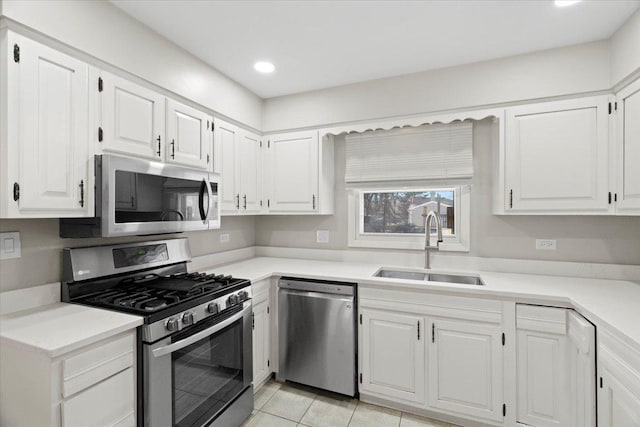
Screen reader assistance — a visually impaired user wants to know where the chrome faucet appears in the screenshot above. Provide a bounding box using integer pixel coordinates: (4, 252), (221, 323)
(423, 209), (443, 269)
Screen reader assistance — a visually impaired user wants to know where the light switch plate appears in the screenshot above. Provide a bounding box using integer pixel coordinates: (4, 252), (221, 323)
(219, 233), (230, 243)
(536, 239), (557, 250)
(316, 230), (329, 244)
(0, 232), (21, 260)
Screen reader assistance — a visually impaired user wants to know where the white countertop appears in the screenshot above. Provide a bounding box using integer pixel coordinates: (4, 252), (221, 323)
(0, 303), (143, 358)
(203, 256), (640, 354)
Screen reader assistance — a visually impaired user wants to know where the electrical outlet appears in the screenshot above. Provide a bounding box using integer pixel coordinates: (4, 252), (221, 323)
(316, 230), (329, 244)
(0, 232), (21, 260)
(536, 239), (557, 250)
(219, 233), (230, 243)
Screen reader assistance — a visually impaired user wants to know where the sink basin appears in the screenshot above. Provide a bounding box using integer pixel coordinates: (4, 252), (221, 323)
(374, 269), (484, 286)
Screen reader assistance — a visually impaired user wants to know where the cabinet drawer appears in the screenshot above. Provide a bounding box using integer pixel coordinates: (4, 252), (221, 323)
(516, 304), (566, 334)
(62, 332), (134, 398)
(61, 367), (135, 427)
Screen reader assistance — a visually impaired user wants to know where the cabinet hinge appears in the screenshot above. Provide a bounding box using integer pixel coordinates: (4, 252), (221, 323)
(359, 373), (362, 384)
(600, 377), (603, 388)
(267, 199), (270, 208)
(359, 314), (362, 324)
(13, 44), (19, 63)
(260, 200), (263, 207)
(431, 323), (435, 343)
(13, 182), (20, 202)
(608, 192), (612, 204)
(206, 120), (209, 130)
(267, 359), (270, 367)
(502, 333), (505, 346)
(615, 101), (618, 111)
(614, 193), (617, 202)
(98, 127), (103, 142)
(503, 403), (506, 417)
(267, 306), (270, 314)
(98, 77), (103, 92)
(608, 102), (612, 114)
(207, 154), (210, 164)
(509, 189), (513, 208)
(211, 121), (215, 131)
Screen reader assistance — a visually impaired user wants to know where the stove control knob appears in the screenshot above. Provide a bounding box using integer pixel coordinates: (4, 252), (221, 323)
(207, 302), (219, 314)
(227, 294), (238, 307)
(165, 317), (179, 332)
(182, 311), (195, 326)
(238, 291), (249, 302)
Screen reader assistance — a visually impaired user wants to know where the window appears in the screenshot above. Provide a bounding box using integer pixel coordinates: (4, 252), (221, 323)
(348, 185), (470, 251)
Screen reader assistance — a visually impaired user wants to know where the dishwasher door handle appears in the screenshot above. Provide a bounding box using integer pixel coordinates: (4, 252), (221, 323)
(279, 287), (354, 303)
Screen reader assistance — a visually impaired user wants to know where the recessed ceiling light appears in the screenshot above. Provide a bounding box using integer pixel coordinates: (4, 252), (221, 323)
(254, 61), (275, 74)
(554, 0), (582, 7)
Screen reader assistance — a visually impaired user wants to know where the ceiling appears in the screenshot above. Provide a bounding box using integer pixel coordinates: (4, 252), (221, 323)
(111, 0), (640, 99)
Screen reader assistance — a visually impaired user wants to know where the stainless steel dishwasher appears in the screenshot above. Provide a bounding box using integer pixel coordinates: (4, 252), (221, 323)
(277, 277), (357, 396)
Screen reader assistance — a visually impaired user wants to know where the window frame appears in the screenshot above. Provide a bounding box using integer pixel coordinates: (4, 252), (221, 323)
(347, 185), (470, 252)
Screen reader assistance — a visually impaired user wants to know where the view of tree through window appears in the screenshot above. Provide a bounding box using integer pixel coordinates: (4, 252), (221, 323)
(362, 190), (455, 235)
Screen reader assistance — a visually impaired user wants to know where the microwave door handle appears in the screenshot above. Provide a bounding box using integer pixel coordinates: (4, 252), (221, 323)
(198, 179), (207, 223)
(152, 302), (250, 358)
(204, 178), (214, 223)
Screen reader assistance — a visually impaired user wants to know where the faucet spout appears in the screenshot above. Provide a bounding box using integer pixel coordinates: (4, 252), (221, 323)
(423, 210), (443, 269)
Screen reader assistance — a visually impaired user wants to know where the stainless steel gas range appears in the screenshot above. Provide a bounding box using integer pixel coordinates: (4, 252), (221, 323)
(62, 238), (253, 427)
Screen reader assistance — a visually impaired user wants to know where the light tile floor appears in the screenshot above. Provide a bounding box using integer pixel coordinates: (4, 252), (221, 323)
(242, 380), (461, 427)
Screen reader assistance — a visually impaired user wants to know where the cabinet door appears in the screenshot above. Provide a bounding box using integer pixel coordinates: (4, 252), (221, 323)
(239, 130), (263, 214)
(427, 318), (503, 422)
(252, 298), (270, 386)
(360, 309), (425, 404)
(266, 131), (318, 212)
(101, 71), (164, 161)
(615, 79), (640, 214)
(598, 366), (640, 427)
(505, 96), (609, 213)
(213, 119), (241, 213)
(11, 34), (91, 216)
(166, 99), (211, 170)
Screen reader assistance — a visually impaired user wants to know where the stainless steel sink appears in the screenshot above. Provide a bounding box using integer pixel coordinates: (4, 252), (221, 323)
(375, 269), (428, 281)
(374, 269), (484, 286)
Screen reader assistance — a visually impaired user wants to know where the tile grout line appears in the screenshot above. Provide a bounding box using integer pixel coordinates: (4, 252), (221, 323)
(345, 400), (359, 427)
(296, 389), (318, 424)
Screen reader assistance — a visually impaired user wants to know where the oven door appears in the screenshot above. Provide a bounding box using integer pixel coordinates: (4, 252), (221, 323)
(143, 301), (253, 427)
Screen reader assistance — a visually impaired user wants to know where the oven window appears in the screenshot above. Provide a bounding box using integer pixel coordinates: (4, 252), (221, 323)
(172, 318), (245, 427)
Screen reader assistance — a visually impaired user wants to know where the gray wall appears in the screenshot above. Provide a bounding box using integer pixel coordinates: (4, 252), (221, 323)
(255, 119), (640, 265)
(0, 216), (255, 292)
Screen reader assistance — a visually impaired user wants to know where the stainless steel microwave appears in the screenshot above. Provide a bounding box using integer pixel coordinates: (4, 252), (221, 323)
(60, 155), (220, 238)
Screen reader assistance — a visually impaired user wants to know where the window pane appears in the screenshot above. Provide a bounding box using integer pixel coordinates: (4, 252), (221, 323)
(362, 190), (455, 236)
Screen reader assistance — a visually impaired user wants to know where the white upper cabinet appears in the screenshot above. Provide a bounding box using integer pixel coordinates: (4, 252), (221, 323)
(515, 305), (596, 427)
(99, 71), (165, 161)
(166, 99), (212, 170)
(427, 318), (503, 422)
(263, 130), (334, 214)
(360, 309), (426, 404)
(504, 96), (610, 214)
(265, 130), (319, 213)
(1, 31), (92, 218)
(213, 118), (263, 214)
(614, 78), (640, 215)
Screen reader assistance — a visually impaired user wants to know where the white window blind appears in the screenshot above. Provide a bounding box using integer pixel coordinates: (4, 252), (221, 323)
(344, 122), (473, 183)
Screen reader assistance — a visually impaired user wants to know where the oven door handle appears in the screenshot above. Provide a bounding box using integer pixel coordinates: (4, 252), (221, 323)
(152, 302), (251, 358)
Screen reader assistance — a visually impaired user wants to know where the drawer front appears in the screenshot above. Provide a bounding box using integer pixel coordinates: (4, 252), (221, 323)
(63, 332), (134, 398)
(62, 367), (135, 427)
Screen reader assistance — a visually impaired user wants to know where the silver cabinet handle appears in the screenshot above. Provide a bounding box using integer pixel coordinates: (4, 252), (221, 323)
(79, 180), (85, 207)
(312, 194), (316, 209)
(156, 135), (161, 157)
(243, 194), (247, 209)
(236, 193), (240, 209)
(170, 139), (175, 159)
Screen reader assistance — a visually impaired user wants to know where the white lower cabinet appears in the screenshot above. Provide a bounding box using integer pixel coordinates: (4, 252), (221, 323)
(428, 318), (504, 422)
(598, 328), (640, 427)
(252, 279), (272, 388)
(0, 330), (136, 427)
(360, 309), (425, 404)
(515, 305), (596, 427)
